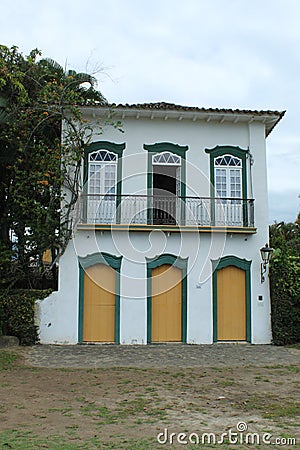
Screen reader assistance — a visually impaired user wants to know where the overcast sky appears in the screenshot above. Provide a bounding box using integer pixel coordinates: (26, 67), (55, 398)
(1, 0), (299, 223)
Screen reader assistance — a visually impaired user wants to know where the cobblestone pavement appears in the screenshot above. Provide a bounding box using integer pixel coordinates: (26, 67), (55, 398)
(25, 343), (299, 369)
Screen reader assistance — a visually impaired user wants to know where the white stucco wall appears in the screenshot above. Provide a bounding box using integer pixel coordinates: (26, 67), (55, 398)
(36, 242), (79, 344)
(37, 112), (273, 345)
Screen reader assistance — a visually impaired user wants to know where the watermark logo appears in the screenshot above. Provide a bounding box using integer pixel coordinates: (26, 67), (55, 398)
(156, 422), (297, 446)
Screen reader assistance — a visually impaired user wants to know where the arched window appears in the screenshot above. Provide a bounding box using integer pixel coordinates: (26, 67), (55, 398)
(214, 154), (242, 199)
(88, 150), (117, 195)
(205, 146), (251, 227)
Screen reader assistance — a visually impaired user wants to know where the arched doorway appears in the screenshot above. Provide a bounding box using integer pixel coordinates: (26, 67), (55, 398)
(78, 253), (122, 343)
(147, 254), (188, 343)
(212, 256), (251, 342)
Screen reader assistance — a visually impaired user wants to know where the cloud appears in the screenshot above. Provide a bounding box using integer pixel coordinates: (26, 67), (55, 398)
(1, 0), (298, 222)
(269, 190), (299, 224)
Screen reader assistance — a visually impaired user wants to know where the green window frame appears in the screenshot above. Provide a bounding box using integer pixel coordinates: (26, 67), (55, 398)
(78, 252), (122, 343)
(205, 146), (249, 226)
(83, 141), (125, 223)
(146, 253), (188, 343)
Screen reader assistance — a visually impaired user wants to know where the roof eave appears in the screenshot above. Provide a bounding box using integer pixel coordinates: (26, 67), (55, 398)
(81, 104), (285, 137)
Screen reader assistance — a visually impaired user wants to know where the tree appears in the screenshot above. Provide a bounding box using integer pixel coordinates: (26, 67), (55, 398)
(0, 45), (117, 288)
(269, 219), (300, 257)
(269, 214), (300, 345)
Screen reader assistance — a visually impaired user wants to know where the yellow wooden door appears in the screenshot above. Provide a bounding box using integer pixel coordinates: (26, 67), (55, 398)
(83, 264), (115, 342)
(217, 265), (246, 340)
(152, 264), (182, 342)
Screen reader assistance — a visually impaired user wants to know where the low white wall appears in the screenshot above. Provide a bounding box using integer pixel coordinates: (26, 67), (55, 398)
(36, 243), (79, 344)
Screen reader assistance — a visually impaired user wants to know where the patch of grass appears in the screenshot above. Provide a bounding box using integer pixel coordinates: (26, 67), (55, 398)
(90, 436), (157, 449)
(120, 379), (131, 384)
(78, 401), (119, 424)
(285, 365), (300, 373)
(264, 365), (285, 369)
(0, 429), (91, 449)
(245, 394), (300, 421)
(0, 350), (19, 370)
(117, 396), (168, 421)
(95, 406), (119, 423)
(262, 403), (300, 420)
(59, 367), (75, 373)
(217, 380), (235, 387)
(172, 371), (185, 378)
(145, 386), (156, 392)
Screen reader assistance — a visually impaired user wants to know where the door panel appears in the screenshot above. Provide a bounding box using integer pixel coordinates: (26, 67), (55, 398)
(152, 265), (182, 342)
(83, 264), (115, 342)
(88, 162), (117, 224)
(217, 265), (246, 340)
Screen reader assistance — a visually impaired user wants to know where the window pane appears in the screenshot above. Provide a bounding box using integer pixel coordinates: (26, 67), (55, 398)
(230, 169), (241, 197)
(215, 165), (242, 198)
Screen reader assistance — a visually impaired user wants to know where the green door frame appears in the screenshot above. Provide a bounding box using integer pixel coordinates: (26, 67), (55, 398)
(78, 252), (122, 343)
(211, 255), (252, 342)
(143, 142), (188, 224)
(146, 253), (188, 343)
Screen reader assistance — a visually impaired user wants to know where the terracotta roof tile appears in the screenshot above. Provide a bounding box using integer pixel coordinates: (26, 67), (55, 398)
(83, 102), (285, 136)
(110, 101), (285, 117)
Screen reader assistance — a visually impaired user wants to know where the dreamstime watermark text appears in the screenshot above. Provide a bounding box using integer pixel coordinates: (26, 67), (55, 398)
(156, 422), (297, 446)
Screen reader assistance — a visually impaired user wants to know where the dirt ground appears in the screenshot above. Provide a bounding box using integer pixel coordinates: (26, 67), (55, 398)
(0, 347), (299, 449)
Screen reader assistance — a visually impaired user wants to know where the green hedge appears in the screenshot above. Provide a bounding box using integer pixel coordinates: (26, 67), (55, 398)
(0, 289), (51, 345)
(270, 250), (300, 345)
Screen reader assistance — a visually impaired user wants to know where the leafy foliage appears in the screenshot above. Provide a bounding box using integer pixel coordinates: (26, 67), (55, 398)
(269, 217), (300, 345)
(269, 217), (300, 258)
(0, 289), (51, 344)
(0, 45), (115, 288)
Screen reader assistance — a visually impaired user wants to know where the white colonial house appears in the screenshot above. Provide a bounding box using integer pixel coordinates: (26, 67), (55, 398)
(36, 102), (284, 345)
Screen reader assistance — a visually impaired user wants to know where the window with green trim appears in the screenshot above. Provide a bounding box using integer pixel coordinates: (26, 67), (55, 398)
(83, 141), (125, 224)
(88, 149), (117, 196)
(214, 154), (242, 199)
(205, 146), (249, 226)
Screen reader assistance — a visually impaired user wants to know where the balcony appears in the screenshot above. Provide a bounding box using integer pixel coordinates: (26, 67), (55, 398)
(77, 194), (255, 232)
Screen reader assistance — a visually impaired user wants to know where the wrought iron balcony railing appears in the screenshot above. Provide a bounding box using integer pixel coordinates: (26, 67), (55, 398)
(77, 194), (255, 228)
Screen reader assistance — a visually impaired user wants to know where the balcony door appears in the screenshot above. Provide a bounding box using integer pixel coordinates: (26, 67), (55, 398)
(214, 154), (243, 225)
(152, 152), (181, 225)
(88, 150), (117, 223)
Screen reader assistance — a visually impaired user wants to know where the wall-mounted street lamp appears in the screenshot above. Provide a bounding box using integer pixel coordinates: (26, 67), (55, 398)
(260, 243), (273, 283)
